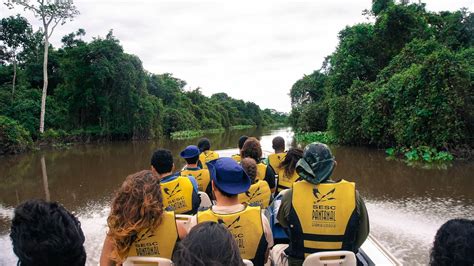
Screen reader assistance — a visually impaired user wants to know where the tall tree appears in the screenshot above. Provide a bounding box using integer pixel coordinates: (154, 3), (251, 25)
(5, 0), (79, 133)
(0, 15), (32, 97)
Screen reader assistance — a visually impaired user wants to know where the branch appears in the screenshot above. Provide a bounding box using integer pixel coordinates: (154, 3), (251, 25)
(48, 18), (61, 39)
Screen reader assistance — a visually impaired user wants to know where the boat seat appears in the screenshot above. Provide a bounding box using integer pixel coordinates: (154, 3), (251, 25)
(242, 259), (254, 266)
(302, 251), (356, 266)
(123, 256), (173, 266)
(199, 191), (212, 208)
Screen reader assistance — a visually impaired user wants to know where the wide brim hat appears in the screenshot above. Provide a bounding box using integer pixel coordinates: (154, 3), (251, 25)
(295, 142), (335, 185)
(208, 157), (251, 195)
(180, 145), (200, 159)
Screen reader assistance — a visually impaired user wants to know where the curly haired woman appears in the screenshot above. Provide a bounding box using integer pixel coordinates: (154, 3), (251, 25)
(100, 170), (187, 265)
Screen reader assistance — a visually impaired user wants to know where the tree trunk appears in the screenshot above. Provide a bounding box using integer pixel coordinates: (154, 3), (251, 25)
(12, 53), (16, 97)
(39, 34), (49, 134)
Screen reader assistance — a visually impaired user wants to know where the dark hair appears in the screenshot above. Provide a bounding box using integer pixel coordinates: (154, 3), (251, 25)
(10, 199), (86, 266)
(241, 158), (257, 182)
(173, 221), (243, 266)
(185, 155), (200, 165)
(240, 137), (262, 163)
(238, 135), (248, 150)
(280, 148), (303, 177)
(272, 136), (285, 151)
(198, 138), (211, 152)
(430, 218), (474, 266)
(151, 149), (174, 174)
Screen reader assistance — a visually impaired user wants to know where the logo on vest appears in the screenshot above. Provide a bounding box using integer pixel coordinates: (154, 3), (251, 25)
(134, 228), (160, 256)
(218, 216), (245, 251)
(164, 183), (187, 211)
(312, 188), (336, 227)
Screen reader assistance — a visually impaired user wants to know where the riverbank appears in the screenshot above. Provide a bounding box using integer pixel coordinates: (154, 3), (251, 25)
(294, 131), (473, 164)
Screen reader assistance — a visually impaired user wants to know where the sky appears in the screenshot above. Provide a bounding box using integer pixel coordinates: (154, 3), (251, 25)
(2, 0), (473, 112)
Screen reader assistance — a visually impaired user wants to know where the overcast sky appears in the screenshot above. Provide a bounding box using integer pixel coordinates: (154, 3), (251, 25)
(2, 0), (473, 112)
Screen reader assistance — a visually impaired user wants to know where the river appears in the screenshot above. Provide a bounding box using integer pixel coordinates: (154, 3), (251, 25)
(0, 127), (473, 265)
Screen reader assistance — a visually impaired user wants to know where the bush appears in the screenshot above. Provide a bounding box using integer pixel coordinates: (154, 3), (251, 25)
(0, 116), (33, 155)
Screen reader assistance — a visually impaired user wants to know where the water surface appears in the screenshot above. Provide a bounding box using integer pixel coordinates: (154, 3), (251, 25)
(0, 127), (472, 265)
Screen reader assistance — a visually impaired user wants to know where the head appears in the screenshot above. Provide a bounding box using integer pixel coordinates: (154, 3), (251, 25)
(280, 148), (303, 177)
(10, 199), (86, 266)
(208, 158), (251, 200)
(296, 142), (336, 184)
(197, 138), (211, 152)
(107, 170), (164, 262)
(240, 137), (262, 163)
(238, 135), (248, 150)
(430, 218), (474, 266)
(151, 149), (174, 175)
(272, 136), (285, 152)
(180, 145), (200, 165)
(241, 157), (258, 183)
(173, 221), (242, 266)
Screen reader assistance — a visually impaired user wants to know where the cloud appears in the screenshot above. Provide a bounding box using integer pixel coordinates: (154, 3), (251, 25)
(2, 0), (472, 112)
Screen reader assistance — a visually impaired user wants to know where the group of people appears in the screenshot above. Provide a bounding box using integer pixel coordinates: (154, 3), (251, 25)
(8, 136), (474, 266)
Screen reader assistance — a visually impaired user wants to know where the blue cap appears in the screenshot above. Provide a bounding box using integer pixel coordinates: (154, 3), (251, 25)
(208, 158), (251, 195)
(180, 145), (200, 159)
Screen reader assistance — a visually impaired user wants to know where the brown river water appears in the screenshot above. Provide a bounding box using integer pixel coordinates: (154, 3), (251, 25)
(0, 127), (473, 265)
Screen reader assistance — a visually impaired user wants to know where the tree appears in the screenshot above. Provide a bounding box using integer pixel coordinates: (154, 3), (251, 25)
(5, 0), (79, 133)
(0, 15), (32, 96)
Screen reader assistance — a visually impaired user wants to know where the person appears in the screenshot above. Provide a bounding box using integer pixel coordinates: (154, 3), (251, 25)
(276, 148), (303, 194)
(430, 218), (474, 266)
(197, 138), (219, 169)
(239, 157), (272, 208)
(231, 135), (248, 163)
(151, 149), (200, 214)
(100, 170), (188, 265)
(241, 137), (276, 193)
(180, 145), (212, 198)
(189, 158), (274, 266)
(173, 221), (243, 266)
(10, 199), (86, 266)
(275, 142), (369, 265)
(268, 136), (286, 175)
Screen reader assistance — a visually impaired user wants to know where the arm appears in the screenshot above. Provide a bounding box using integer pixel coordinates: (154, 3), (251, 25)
(276, 189), (292, 228)
(264, 166), (276, 193)
(176, 220), (189, 240)
(354, 190), (370, 249)
(261, 214), (274, 264)
(99, 235), (116, 266)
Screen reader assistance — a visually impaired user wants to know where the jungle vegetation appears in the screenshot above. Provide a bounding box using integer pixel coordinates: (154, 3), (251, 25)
(0, 16), (286, 154)
(289, 0), (473, 160)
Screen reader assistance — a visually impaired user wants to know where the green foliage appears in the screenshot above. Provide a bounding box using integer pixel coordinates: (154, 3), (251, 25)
(289, 2), (474, 159)
(294, 131), (337, 145)
(170, 128), (225, 140)
(0, 115), (32, 154)
(386, 146), (454, 162)
(0, 21), (287, 153)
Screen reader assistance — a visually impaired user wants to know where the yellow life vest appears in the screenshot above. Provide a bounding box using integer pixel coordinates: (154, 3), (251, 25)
(161, 176), (194, 214)
(256, 163), (267, 181)
(231, 154), (241, 163)
(197, 206), (267, 264)
(128, 211), (178, 260)
(181, 168), (210, 193)
(199, 150), (220, 169)
(277, 170), (300, 193)
(268, 152), (286, 175)
(238, 180), (271, 208)
(289, 180), (358, 258)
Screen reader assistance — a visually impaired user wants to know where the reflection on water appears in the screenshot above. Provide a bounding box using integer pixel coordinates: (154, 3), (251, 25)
(0, 127), (472, 265)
